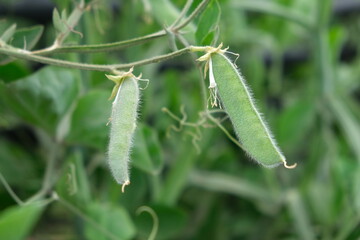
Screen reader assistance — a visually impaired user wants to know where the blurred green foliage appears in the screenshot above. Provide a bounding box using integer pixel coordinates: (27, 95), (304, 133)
(0, 0), (360, 239)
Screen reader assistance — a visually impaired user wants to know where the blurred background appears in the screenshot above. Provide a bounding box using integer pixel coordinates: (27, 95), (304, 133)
(0, 0), (360, 239)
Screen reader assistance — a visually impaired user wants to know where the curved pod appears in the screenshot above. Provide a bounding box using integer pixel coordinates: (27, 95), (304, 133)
(211, 53), (287, 167)
(108, 77), (139, 186)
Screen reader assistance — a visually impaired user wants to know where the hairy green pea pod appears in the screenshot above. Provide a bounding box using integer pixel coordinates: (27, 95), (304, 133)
(201, 45), (295, 168)
(106, 70), (140, 191)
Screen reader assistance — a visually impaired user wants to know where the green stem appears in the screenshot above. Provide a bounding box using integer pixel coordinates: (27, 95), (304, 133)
(0, 46), (194, 72)
(149, 174), (161, 202)
(189, 170), (277, 203)
(171, 0), (194, 28)
(315, 29), (333, 97)
(32, 0), (210, 55)
(0, 171), (24, 205)
(36, 31), (165, 54)
(26, 131), (60, 203)
(136, 206), (159, 240)
(173, 0), (210, 31)
(286, 190), (316, 240)
(206, 112), (244, 150)
(158, 142), (197, 206)
(314, 0), (333, 96)
(56, 0), (86, 45)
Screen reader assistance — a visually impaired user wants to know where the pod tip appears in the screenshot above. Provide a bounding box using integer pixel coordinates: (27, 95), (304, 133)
(284, 162), (297, 169)
(121, 180), (130, 193)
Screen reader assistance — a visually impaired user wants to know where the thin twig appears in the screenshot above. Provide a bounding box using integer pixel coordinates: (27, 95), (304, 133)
(31, 0), (210, 55)
(0, 46), (195, 72)
(136, 206), (159, 240)
(26, 134), (59, 203)
(173, 0), (210, 32)
(206, 112), (244, 150)
(171, 0), (194, 28)
(0, 171), (24, 205)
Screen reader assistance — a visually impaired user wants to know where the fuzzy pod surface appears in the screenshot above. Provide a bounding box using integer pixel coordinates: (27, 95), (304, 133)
(210, 53), (286, 167)
(108, 77), (139, 184)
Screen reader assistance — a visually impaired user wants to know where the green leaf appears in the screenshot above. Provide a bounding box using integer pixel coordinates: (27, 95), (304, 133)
(0, 62), (31, 83)
(0, 138), (37, 186)
(11, 25), (44, 50)
(136, 205), (187, 240)
(66, 90), (111, 150)
(149, 0), (195, 32)
(287, 190), (316, 240)
(85, 202), (136, 240)
(330, 97), (360, 162)
(276, 98), (316, 153)
(53, 8), (67, 34)
(61, 9), (68, 23)
(0, 25), (44, 65)
(132, 124), (164, 175)
(56, 151), (91, 206)
(0, 66), (81, 135)
(0, 21), (11, 34)
(353, 165), (360, 215)
(195, 0), (221, 45)
(0, 202), (46, 240)
(0, 24), (16, 43)
(189, 170), (275, 204)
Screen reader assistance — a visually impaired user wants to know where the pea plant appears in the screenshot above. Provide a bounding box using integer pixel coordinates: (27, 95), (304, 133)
(1, 0), (359, 239)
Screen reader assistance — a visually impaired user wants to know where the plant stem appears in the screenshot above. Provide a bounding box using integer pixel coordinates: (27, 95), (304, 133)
(286, 190), (316, 240)
(26, 132), (60, 203)
(171, 0), (194, 28)
(314, 0), (334, 98)
(136, 206), (159, 240)
(173, 0), (210, 31)
(158, 141), (197, 206)
(206, 112), (244, 150)
(0, 171), (24, 205)
(36, 31), (165, 54)
(189, 170), (277, 203)
(0, 46), (195, 72)
(32, 0), (210, 55)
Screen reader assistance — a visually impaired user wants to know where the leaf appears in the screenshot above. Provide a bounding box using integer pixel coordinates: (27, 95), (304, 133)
(66, 90), (111, 150)
(329, 97), (360, 162)
(53, 8), (67, 34)
(132, 124), (164, 175)
(135, 205), (187, 240)
(56, 151), (91, 207)
(195, 0), (221, 45)
(0, 21), (11, 34)
(0, 24), (16, 43)
(287, 190), (316, 240)
(0, 202), (46, 240)
(85, 202), (136, 240)
(0, 138), (37, 186)
(0, 62), (31, 83)
(0, 25), (44, 65)
(0, 66), (81, 135)
(276, 98), (316, 153)
(149, 0), (195, 32)
(189, 170), (275, 204)
(353, 165), (360, 215)
(11, 25), (44, 50)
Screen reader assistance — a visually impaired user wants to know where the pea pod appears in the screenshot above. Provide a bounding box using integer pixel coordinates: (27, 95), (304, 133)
(210, 52), (295, 168)
(107, 73), (140, 191)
